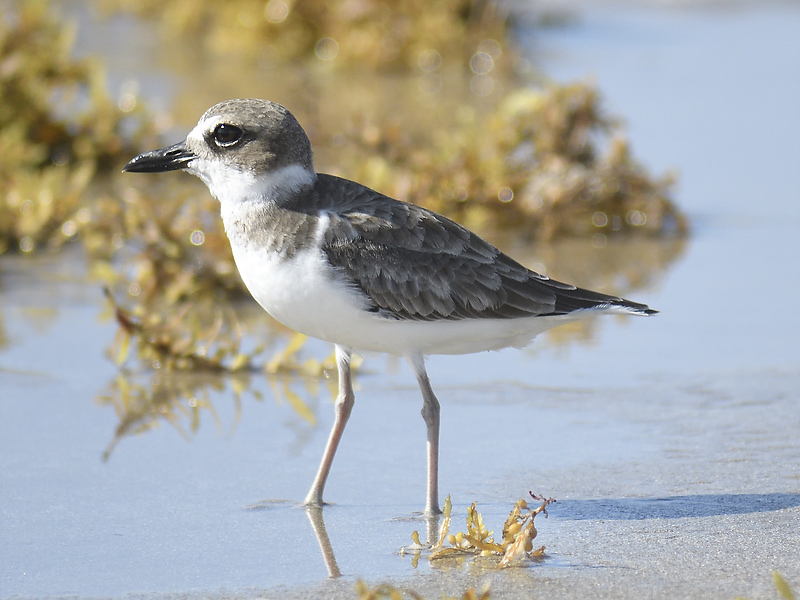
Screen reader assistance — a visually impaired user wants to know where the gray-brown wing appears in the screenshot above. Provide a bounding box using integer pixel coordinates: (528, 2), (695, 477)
(315, 175), (647, 321)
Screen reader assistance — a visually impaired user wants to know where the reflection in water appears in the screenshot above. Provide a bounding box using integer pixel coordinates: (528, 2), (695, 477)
(305, 506), (341, 578)
(0, 308), (7, 350)
(0, 247), (98, 351)
(97, 368), (333, 461)
(305, 505), (442, 578)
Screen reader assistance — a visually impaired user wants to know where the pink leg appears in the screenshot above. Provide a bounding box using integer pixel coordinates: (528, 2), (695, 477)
(304, 345), (354, 506)
(407, 353), (442, 516)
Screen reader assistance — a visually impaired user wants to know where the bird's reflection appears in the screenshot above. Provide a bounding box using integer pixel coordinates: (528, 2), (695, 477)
(305, 505), (341, 578)
(424, 511), (442, 549)
(304, 504), (442, 578)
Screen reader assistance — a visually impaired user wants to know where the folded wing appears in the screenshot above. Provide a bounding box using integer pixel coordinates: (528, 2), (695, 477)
(315, 175), (654, 321)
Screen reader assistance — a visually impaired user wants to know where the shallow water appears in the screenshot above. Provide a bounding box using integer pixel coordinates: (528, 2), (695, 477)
(2, 2), (800, 599)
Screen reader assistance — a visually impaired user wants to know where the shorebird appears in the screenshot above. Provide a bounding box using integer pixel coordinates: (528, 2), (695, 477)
(123, 98), (656, 515)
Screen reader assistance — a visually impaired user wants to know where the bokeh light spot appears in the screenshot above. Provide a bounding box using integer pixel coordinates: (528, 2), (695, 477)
(264, 0), (289, 23)
(315, 37), (339, 61)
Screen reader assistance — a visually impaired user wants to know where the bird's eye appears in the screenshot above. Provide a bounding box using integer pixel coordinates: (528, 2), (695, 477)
(212, 123), (243, 147)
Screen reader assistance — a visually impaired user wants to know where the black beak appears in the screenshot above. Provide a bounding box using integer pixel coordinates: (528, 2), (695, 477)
(122, 141), (195, 173)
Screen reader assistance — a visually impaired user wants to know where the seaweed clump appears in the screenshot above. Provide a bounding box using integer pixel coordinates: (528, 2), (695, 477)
(97, 0), (512, 71)
(335, 84), (684, 240)
(403, 493), (555, 569)
(0, 0), (151, 255)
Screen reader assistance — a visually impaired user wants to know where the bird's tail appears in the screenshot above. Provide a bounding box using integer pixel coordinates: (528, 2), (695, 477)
(552, 283), (657, 316)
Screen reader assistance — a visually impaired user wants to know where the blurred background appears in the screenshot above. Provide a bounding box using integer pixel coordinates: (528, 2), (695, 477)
(1, 0), (798, 598)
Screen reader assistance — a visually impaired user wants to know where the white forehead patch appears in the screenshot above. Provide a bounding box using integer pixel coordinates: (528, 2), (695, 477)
(186, 115), (224, 153)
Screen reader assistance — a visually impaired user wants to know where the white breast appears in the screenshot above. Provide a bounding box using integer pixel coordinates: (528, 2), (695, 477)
(230, 238), (377, 344)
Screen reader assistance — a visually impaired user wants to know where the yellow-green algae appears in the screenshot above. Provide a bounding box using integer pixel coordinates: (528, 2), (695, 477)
(97, 0), (514, 72)
(0, 0), (153, 255)
(402, 494), (553, 569)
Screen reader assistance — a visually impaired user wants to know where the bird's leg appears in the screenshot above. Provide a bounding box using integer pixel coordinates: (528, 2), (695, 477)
(304, 345), (354, 506)
(407, 353), (442, 516)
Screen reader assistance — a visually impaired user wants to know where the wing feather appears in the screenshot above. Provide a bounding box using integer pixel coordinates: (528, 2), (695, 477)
(312, 174), (652, 321)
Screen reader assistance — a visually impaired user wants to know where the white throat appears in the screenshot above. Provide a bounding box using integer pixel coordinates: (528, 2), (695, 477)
(186, 161), (316, 208)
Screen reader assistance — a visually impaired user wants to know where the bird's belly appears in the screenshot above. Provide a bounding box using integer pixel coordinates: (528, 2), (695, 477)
(231, 244), (372, 342)
(231, 244), (582, 356)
